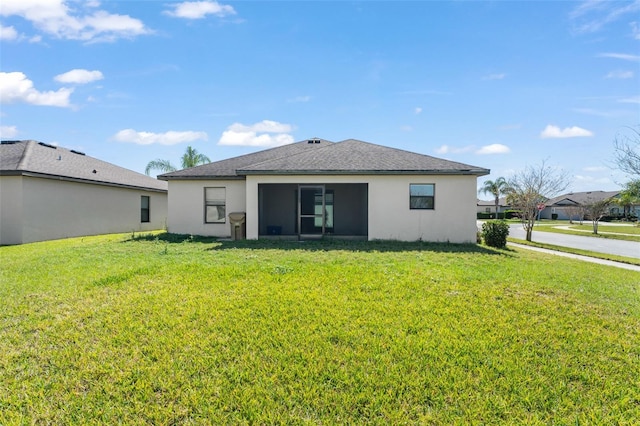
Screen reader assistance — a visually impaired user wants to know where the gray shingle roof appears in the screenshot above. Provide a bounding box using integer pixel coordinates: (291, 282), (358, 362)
(158, 138), (334, 179)
(477, 197), (509, 206)
(1, 140), (167, 192)
(159, 138), (489, 180)
(546, 190), (620, 206)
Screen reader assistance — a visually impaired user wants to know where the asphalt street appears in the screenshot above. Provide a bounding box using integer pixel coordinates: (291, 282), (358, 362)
(506, 223), (640, 259)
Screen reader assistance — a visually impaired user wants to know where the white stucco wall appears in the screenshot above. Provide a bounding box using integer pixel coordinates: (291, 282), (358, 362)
(166, 179), (246, 237)
(367, 175), (478, 242)
(0, 176), (24, 245)
(0, 175), (167, 245)
(245, 174), (479, 243)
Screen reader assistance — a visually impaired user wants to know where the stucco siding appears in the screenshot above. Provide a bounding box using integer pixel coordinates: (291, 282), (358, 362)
(245, 174), (478, 243)
(367, 175), (478, 243)
(2, 176), (167, 244)
(167, 180), (246, 237)
(0, 176), (24, 245)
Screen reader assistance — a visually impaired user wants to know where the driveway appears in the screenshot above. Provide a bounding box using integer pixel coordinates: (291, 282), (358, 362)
(506, 223), (640, 259)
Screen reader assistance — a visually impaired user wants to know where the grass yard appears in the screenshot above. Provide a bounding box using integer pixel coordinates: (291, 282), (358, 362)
(1, 233), (639, 424)
(531, 221), (640, 243)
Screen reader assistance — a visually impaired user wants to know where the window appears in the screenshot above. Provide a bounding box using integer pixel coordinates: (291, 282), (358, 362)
(205, 187), (226, 223)
(141, 196), (150, 222)
(410, 184), (435, 209)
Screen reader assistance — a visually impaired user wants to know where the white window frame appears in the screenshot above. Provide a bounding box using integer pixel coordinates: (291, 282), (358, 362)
(409, 184), (435, 210)
(204, 187), (226, 223)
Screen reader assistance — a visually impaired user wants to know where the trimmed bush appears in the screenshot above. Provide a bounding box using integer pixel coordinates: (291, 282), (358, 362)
(504, 210), (521, 219)
(481, 220), (510, 249)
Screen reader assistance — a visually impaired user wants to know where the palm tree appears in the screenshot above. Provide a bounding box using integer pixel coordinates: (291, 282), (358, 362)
(145, 146), (211, 176)
(478, 177), (509, 219)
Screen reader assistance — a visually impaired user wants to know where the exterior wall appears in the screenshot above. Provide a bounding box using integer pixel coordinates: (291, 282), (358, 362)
(367, 175), (478, 243)
(167, 179), (246, 237)
(1, 175), (167, 245)
(0, 176), (24, 245)
(246, 174), (479, 243)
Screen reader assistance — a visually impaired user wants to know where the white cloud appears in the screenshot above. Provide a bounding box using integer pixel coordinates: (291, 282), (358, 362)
(0, 0), (150, 42)
(434, 145), (474, 155)
(54, 69), (104, 84)
(287, 95), (311, 103)
(476, 144), (510, 155)
(570, 0), (640, 34)
(482, 73), (506, 80)
(218, 120), (295, 147)
(618, 96), (640, 104)
(0, 71), (73, 107)
(0, 125), (19, 138)
(632, 22), (640, 40)
(540, 125), (594, 139)
(583, 166), (607, 172)
(164, 1), (236, 19)
(572, 108), (619, 118)
(605, 70), (634, 79)
(414, 107), (422, 115)
(0, 24), (18, 40)
(573, 174), (612, 185)
(598, 52), (640, 62)
(113, 129), (208, 145)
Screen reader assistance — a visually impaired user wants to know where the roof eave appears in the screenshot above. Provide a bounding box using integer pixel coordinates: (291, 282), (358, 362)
(238, 169), (491, 176)
(1, 170), (167, 193)
(158, 175), (245, 181)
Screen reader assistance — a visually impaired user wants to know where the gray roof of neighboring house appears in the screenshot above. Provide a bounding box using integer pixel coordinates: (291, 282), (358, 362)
(546, 190), (620, 206)
(159, 138), (489, 180)
(477, 197), (509, 206)
(0, 140), (167, 192)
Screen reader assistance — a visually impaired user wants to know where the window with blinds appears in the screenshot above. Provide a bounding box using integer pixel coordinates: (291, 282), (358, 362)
(204, 187), (226, 223)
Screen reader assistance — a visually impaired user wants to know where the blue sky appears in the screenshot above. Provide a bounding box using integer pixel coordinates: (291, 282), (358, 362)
(1, 0), (638, 193)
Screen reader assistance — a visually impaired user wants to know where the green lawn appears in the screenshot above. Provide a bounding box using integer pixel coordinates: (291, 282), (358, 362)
(1, 233), (639, 424)
(530, 221), (640, 242)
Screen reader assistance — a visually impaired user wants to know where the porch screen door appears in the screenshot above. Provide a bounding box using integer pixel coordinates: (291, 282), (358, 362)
(299, 186), (325, 236)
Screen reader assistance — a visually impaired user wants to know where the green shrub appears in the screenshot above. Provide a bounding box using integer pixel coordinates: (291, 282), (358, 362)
(504, 210), (521, 219)
(481, 220), (510, 248)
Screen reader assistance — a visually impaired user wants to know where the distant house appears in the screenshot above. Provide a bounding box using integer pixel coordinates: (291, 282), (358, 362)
(0, 140), (168, 245)
(477, 197), (510, 215)
(539, 190), (623, 220)
(159, 138), (490, 243)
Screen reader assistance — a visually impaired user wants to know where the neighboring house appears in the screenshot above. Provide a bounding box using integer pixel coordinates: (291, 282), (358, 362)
(159, 138), (489, 243)
(477, 197), (510, 215)
(0, 140), (168, 245)
(539, 190), (622, 220)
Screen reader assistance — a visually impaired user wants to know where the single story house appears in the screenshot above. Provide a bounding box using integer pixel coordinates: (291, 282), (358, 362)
(477, 197), (510, 215)
(539, 190), (625, 220)
(0, 140), (168, 245)
(159, 138), (489, 243)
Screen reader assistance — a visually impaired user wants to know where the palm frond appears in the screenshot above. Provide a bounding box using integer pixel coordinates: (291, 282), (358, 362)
(145, 159), (177, 175)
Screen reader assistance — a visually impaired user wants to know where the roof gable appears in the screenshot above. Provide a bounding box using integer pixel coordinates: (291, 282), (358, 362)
(1, 140), (167, 192)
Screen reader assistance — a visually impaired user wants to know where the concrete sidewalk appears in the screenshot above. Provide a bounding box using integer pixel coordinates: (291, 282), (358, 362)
(508, 242), (640, 272)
